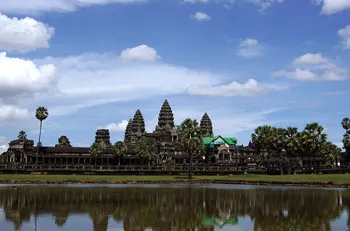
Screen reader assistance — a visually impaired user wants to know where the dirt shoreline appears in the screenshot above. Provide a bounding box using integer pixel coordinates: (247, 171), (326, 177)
(0, 179), (349, 188)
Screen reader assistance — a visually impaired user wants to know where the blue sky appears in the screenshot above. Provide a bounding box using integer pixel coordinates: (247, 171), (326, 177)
(0, 0), (349, 152)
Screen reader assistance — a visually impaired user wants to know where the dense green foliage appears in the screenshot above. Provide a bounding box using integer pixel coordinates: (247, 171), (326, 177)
(135, 137), (157, 165)
(89, 141), (107, 165)
(178, 118), (202, 179)
(342, 117), (350, 155)
(251, 122), (342, 164)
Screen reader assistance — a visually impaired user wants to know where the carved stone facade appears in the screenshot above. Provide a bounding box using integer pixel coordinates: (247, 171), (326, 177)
(95, 129), (112, 148)
(0, 99), (337, 172)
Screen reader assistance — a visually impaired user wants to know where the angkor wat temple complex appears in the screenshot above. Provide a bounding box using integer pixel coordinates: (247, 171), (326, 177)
(0, 99), (335, 174)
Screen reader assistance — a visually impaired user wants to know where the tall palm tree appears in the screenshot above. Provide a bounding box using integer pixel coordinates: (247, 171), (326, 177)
(322, 141), (342, 168)
(299, 123), (327, 172)
(178, 118), (202, 180)
(114, 141), (125, 166)
(35, 107), (48, 165)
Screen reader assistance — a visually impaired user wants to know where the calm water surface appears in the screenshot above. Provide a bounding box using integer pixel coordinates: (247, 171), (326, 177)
(0, 184), (349, 231)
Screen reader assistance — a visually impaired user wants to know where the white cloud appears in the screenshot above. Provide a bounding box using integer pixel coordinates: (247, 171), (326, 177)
(183, 0), (284, 12)
(272, 53), (349, 81)
(184, 0), (209, 3)
(272, 68), (319, 81)
(0, 0), (144, 15)
(192, 12), (211, 21)
(0, 105), (29, 123)
(30, 50), (221, 116)
(293, 53), (329, 65)
(0, 13), (54, 52)
(120, 45), (160, 62)
(313, 0), (350, 15)
(0, 145), (8, 155)
(0, 52), (57, 101)
(236, 38), (263, 58)
(212, 107), (285, 136)
(188, 78), (284, 96)
(338, 25), (350, 49)
(102, 120), (128, 132)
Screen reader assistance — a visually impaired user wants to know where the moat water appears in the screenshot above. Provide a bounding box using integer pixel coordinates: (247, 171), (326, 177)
(0, 184), (349, 231)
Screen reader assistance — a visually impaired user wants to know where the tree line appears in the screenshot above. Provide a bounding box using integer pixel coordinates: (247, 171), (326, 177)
(251, 119), (349, 167)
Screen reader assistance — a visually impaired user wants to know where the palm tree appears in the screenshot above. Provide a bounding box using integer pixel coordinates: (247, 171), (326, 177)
(322, 142), (342, 168)
(89, 142), (105, 166)
(299, 123), (327, 172)
(35, 107), (48, 165)
(135, 137), (157, 166)
(342, 118), (350, 156)
(114, 141), (125, 166)
(178, 118), (202, 180)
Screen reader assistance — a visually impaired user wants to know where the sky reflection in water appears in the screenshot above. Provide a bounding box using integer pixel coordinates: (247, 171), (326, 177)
(0, 184), (349, 231)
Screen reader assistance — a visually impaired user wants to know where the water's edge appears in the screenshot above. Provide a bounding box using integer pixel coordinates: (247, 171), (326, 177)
(0, 179), (349, 188)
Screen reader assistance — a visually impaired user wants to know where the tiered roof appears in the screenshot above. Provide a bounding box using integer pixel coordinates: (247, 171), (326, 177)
(95, 129), (112, 147)
(124, 119), (133, 142)
(157, 99), (174, 130)
(200, 113), (213, 137)
(132, 109), (145, 136)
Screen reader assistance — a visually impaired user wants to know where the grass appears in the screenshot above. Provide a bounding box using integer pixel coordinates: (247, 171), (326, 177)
(1, 174), (350, 185)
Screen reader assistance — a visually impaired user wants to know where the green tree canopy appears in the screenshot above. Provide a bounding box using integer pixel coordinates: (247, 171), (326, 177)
(135, 137), (157, 164)
(342, 117), (350, 155)
(178, 118), (202, 179)
(299, 123), (327, 156)
(114, 141), (125, 156)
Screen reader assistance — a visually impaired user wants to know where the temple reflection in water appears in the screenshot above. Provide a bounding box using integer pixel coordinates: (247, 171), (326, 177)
(0, 185), (349, 231)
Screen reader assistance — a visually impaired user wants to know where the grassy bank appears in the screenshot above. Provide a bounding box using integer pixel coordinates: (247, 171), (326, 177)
(1, 174), (350, 187)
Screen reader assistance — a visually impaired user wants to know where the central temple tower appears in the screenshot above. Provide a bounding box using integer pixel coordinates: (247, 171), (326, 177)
(156, 99), (174, 131)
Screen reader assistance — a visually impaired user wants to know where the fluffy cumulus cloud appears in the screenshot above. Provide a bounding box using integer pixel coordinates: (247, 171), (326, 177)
(0, 0), (144, 14)
(0, 145), (8, 155)
(338, 25), (350, 49)
(272, 53), (349, 81)
(27, 45), (221, 116)
(120, 44), (160, 62)
(183, 0), (284, 12)
(0, 13), (54, 52)
(192, 12), (211, 21)
(311, 0), (350, 15)
(0, 137), (8, 155)
(293, 53), (329, 65)
(236, 38), (263, 58)
(102, 120), (128, 132)
(0, 105), (29, 123)
(188, 79), (284, 97)
(0, 52), (57, 101)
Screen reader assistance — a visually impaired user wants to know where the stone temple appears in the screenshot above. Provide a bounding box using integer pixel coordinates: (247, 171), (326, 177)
(123, 99), (238, 164)
(1, 99), (244, 166)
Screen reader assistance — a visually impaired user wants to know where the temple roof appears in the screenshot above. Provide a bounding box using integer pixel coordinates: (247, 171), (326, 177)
(157, 99), (174, 129)
(200, 112), (213, 137)
(202, 135), (237, 145)
(132, 109), (145, 135)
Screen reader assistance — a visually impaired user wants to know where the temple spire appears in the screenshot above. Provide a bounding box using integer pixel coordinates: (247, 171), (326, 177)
(157, 99), (174, 130)
(200, 112), (213, 137)
(132, 109), (145, 137)
(124, 119), (133, 142)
